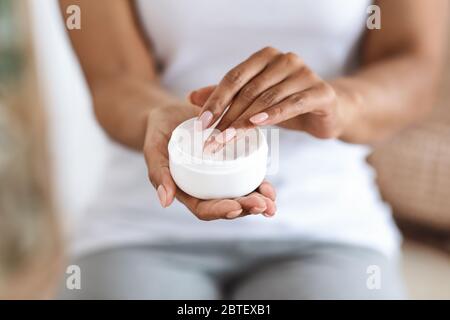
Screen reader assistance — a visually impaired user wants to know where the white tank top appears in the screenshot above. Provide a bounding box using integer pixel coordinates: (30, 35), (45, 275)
(71, 0), (400, 257)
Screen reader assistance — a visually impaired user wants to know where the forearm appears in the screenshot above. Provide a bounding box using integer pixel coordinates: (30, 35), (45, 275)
(334, 0), (448, 145)
(91, 76), (180, 150)
(59, 0), (183, 150)
(334, 52), (443, 145)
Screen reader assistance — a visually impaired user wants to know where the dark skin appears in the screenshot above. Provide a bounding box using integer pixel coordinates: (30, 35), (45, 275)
(60, 0), (447, 221)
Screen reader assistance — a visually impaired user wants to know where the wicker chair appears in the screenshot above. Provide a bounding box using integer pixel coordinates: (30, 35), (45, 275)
(370, 45), (450, 238)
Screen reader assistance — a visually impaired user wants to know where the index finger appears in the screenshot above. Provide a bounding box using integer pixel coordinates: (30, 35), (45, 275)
(198, 47), (280, 129)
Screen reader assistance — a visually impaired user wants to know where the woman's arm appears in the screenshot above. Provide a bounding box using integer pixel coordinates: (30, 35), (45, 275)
(59, 0), (177, 149)
(335, 0), (448, 143)
(59, 0), (276, 220)
(192, 0), (448, 146)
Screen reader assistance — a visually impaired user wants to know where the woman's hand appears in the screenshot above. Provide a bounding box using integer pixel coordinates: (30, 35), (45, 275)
(192, 47), (347, 147)
(143, 104), (277, 221)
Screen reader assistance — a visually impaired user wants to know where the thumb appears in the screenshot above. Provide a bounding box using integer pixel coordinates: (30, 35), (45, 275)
(189, 85), (216, 107)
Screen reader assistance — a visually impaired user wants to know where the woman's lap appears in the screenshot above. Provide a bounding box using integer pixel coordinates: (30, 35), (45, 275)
(58, 241), (406, 300)
(228, 244), (406, 299)
(58, 246), (219, 300)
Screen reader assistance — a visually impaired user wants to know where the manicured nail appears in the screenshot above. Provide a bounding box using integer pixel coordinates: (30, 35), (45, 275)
(226, 209), (243, 219)
(250, 112), (269, 124)
(205, 134), (216, 144)
(203, 140), (219, 155)
(215, 127), (236, 144)
(198, 111), (213, 129)
(157, 185), (167, 208)
(250, 207), (266, 214)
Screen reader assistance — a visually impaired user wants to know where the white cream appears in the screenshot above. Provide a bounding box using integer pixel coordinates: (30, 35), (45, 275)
(168, 118), (268, 199)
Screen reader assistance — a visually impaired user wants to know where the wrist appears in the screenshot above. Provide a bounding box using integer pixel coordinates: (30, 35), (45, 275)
(331, 79), (363, 142)
(144, 100), (199, 141)
(146, 99), (185, 124)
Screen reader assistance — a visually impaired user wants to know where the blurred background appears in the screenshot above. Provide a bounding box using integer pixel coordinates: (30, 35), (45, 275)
(1, 0), (449, 299)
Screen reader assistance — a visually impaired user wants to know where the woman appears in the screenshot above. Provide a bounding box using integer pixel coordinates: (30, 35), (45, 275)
(59, 0), (447, 299)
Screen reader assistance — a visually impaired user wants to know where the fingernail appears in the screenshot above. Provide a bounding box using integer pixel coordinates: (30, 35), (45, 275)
(250, 112), (269, 124)
(203, 140), (219, 155)
(205, 134), (216, 144)
(198, 111), (213, 129)
(264, 212), (275, 218)
(226, 209), (243, 219)
(215, 127), (236, 144)
(157, 185), (167, 208)
(250, 207), (266, 214)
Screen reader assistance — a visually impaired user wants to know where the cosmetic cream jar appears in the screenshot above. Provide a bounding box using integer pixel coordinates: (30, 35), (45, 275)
(168, 118), (268, 200)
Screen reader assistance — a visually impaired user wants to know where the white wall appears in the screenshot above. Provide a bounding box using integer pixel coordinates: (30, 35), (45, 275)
(29, 0), (108, 226)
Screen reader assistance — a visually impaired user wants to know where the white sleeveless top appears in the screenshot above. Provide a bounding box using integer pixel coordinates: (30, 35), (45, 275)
(71, 0), (400, 257)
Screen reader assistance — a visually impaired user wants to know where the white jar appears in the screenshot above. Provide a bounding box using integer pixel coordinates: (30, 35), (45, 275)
(168, 118), (268, 200)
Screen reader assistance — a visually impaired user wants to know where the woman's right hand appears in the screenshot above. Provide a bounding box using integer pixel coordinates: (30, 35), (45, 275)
(143, 104), (277, 221)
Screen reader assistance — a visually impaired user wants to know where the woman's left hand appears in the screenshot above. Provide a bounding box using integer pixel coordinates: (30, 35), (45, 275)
(191, 47), (348, 147)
